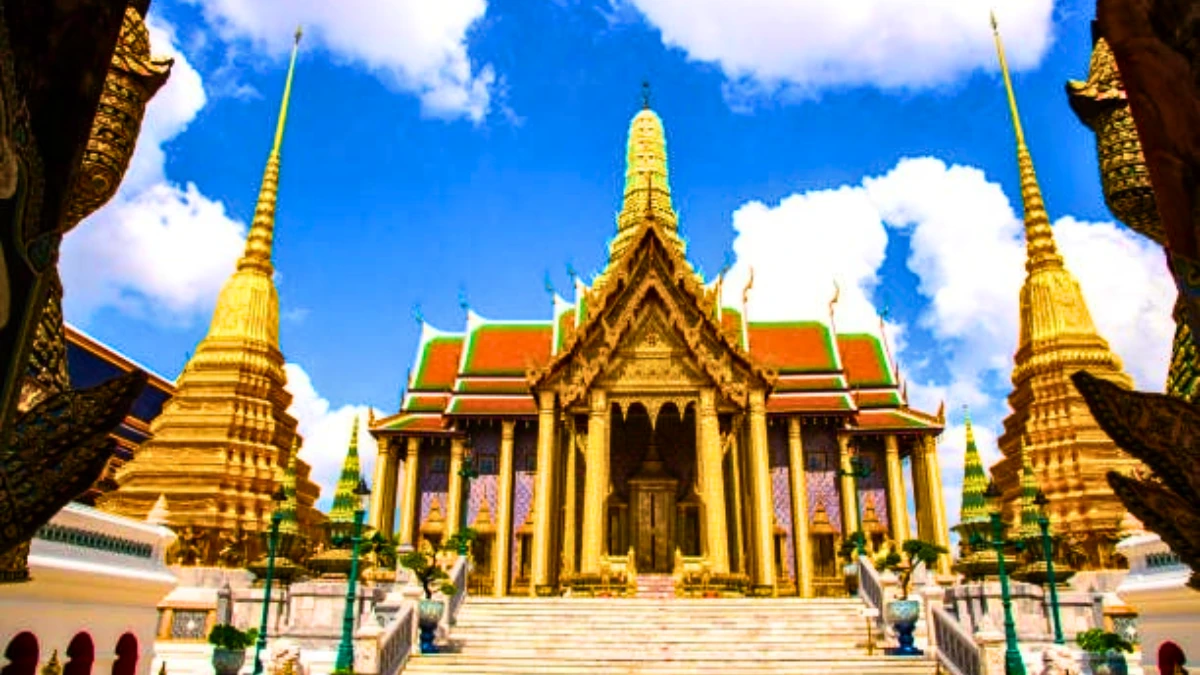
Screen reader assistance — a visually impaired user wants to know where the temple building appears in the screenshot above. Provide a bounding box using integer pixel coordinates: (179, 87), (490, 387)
(988, 19), (1138, 570)
(96, 30), (324, 564)
(368, 99), (953, 598)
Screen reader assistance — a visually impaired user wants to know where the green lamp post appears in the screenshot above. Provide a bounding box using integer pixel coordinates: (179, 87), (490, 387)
(334, 477), (371, 674)
(251, 484), (288, 675)
(839, 453), (871, 557)
(972, 481), (1026, 675)
(1033, 490), (1064, 645)
(456, 439), (478, 557)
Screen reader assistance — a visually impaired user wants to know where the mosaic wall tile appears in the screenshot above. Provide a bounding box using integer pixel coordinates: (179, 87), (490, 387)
(418, 444), (450, 532)
(802, 426), (842, 534)
(511, 425), (537, 582)
(768, 422), (795, 580)
(467, 426), (500, 526)
(856, 439), (889, 532)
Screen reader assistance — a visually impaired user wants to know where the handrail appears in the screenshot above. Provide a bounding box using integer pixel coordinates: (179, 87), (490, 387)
(379, 603), (414, 675)
(446, 556), (469, 625)
(858, 554), (884, 611)
(931, 605), (981, 675)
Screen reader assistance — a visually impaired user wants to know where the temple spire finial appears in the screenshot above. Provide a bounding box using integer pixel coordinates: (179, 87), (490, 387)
(642, 80), (651, 109)
(238, 27), (303, 273)
(991, 14), (1064, 274)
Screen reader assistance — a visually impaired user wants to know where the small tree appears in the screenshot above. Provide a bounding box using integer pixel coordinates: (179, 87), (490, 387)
(443, 527), (478, 556)
(399, 547), (457, 600)
(207, 625), (258, 651)
(1076, 629), (1135, 655)
(880, 539), (948, 600)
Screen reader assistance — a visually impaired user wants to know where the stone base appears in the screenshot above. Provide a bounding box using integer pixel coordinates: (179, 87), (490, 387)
(673, 572), (751, 598)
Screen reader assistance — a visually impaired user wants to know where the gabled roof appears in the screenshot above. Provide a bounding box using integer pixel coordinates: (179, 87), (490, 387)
(460, 311), (553, 377)
(409, 323), (464, 392)
(837, 333), (896, 388)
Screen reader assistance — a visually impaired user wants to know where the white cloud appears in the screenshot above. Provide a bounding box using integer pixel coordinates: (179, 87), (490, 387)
(186, 0), (495, 122)
(285, 363), (382, 510)
(623, 0), (1054, 103)
(724, 155), (1176, 532)
(61, 16), (248, 324)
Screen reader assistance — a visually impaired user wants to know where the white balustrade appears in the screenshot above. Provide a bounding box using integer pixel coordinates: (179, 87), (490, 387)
(931, 605), (982, 675)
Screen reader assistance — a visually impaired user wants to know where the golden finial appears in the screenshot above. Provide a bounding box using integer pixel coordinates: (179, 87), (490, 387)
(238, 26), (303, 273)
(41, 651), (61, 675)
(963, 405), (975, 444)
(990, 13), (1063, 274)
(642, 80), (651, 109)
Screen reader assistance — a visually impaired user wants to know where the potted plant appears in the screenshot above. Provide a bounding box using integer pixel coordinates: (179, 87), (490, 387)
(399, 547), (457, 654)
(1077, 628), (1135, 675)
(208, 624), (257, 675)
(840, 535), (863, 596)
(879, 539), (948, 656)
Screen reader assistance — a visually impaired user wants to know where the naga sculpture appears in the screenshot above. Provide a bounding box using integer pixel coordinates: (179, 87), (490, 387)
(0, 1), (171, 580)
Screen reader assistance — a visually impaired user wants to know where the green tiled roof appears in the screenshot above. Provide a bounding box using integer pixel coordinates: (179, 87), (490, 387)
(328, 416), (362, 526)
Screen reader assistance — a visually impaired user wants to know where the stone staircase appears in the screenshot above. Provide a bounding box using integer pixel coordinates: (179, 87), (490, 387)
(634, 574), (676, 599)
(404, 597), (938, 674)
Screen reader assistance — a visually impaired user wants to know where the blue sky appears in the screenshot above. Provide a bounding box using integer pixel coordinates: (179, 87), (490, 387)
(62, 0), (1176, 515)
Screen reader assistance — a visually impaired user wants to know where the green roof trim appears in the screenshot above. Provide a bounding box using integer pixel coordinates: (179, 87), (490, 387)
(958, 408), (990, 528)
(328, 415), (362, 527)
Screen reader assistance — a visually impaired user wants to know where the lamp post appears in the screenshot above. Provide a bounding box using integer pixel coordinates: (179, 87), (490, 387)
(334, 477), (371, 674)
(972, 481), (1026, 675)
(1033, 490), (1064, 645)
(252, 485), (287, 675)
(456, 439), (478, 557)
(839, 453), (871, 557)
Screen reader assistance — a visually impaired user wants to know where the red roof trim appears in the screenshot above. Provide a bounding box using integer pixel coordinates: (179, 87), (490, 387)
(765, 392), (855, 413)
(447, 395), (537, 416)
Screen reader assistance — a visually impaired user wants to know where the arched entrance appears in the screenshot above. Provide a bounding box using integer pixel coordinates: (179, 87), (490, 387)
(63, 633), (94, 675)
(608, 401), (696, 573)
(1158, 641), (1187, 675)
(2, 632), (38, 675)
(111, 634), (137, 675)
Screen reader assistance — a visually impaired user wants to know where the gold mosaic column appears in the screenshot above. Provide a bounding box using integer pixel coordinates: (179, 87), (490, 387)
(837, 432), (860, 537)
(910, 439), (931, 542)
(398, 437), (421, 547)
(530, 390), (558, 595)
(884, 434), (910, 544)
(446, 437), (465, 541)
(379, 439), (400, 537)
(747, 389), (776, 593)
(492, 420), (516, 596)
(580, 389), (609, 575)
(699, 389), (730, 573)
(728, 427), (747, 574)
(922, 435), (953, 575)
(787, 417), (813, 597)
(369, 438), (390, 531)
(561, 422), (579, 578)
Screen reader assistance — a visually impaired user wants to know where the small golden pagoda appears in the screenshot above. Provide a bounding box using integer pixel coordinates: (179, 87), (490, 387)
(987, 16), (1138, 570)
(97, 29), (323, 564)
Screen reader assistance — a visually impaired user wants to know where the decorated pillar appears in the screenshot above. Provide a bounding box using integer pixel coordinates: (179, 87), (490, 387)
(446, 437), (465, 540)
(747, 389), (776, 592)
(580, 389), (609, 574)
(837, 432), (860, 537)
(699, 388), (730, 573)
(530, 390), (558, 595)
(884, 434), (910, 544)
(561, 421), (579, 578)
(370, 437), (398, 534)
(728, 425), (747, 574)
(787, 417), (813, 597)
(911, 438), (933, 542)
(922, 435), (953, 575)
(493, 420), (516, 596)
(369, 437), (387, 530)
(398, 437), (421, 548)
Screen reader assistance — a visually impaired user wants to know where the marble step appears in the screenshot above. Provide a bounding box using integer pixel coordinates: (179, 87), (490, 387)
(451, 626), (870, 640)
(443, 646), (879, 659)
(403, 657), (937, 675)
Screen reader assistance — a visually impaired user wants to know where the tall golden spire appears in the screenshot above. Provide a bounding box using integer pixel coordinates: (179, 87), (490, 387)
(991, 12), (1063, 274)
(239, 26), (302, 275)
(98, 27), (326, 562)
(989, 14), (1138, 571)
(608, 84), (685, 263)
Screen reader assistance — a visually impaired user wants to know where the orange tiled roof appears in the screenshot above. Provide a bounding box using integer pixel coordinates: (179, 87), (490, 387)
(853, 409), (938, 431)
(766, 392), (855, 413)
(403, 394), (449, 413)
(773, 374), (848, 393)
(746, 322), (839, 374)
(380, 413), (449, 433)
(462, 323), (553, 376)
(454, 377), (530, 395)
(837, 334), (895, 388)
(412, 335), (464, 391)
(854, 389), (903, 408)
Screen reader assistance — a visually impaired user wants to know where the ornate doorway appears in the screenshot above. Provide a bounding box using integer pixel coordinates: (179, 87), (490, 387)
(629, 442), (677, 572)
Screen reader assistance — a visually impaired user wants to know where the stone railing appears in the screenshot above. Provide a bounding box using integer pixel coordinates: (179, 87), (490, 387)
(932, 605), (982, 675)
(858, 555), (884, 612)
(376, 603), (414, 675)
(445, 556), (469, 626)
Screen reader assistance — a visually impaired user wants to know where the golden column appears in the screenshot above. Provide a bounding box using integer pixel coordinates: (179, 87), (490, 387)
(787, 417), (813, 597)
(580, 389), (609, 574)
(910, 438), (932, 542)
(747, 389), (776, 592)
(398, 437), (421, 548)
(493, 420), (516, 596)
(884, 434), (910, 544)
(369, 437), (389, 530)
(698, 389), (730, 573)
(561, 423), (579, 577)
(837, 432), (860, 537)
(921, 435), (953, 575)
(446, 437), (465, 540)
(530, 390), (558, 594)
(728, 427), (747, 574)
(372, 438), (400, 536)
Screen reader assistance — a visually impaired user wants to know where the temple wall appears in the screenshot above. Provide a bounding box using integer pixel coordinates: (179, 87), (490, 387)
(802, 426), (842, 533)
(511, 425), (537, 582)
(418, 444), (449, 537)
(767, 421), (795, 581)
(467, 426), (500, 526)
(856, 438), (889, 532)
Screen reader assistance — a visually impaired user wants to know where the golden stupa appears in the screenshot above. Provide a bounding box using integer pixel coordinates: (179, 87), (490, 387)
(987, 16), (1138, 570)
(97, 29), (323, 565)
